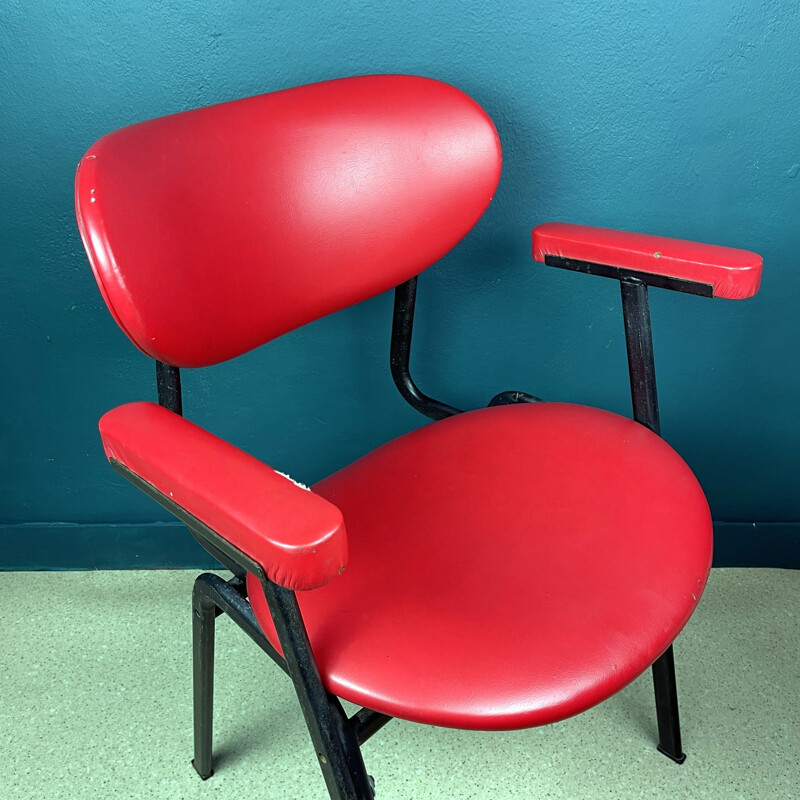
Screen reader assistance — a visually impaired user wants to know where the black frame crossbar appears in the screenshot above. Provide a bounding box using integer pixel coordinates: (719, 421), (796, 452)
(544, 255), (714, 297)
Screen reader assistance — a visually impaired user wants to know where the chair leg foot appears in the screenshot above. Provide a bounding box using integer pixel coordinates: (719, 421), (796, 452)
(657, 745), (687, 764)
(192, 577), (217, 780)
(651, 644), (686, 764)
(191, 759), (214, 779)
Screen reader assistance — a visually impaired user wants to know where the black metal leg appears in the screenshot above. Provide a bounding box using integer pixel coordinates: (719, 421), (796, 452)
(652, 645), (686, 763)
(192, 578), (217, 779)
(262, 580), (374, 800)
(620, 281), (687, 763)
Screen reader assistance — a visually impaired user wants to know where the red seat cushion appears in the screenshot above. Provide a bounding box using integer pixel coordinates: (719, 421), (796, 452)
(247, 402), (712, 730)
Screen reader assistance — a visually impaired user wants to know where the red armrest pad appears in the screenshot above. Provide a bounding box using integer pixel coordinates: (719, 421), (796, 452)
(532, 222), (762, 299)
(99, 402), (347, 590)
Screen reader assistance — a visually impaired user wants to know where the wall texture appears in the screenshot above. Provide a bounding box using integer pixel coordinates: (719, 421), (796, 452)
(1, 1), (798, 564)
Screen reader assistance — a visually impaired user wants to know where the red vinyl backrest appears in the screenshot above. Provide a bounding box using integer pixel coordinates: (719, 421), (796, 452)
(75, 75), (502, 367)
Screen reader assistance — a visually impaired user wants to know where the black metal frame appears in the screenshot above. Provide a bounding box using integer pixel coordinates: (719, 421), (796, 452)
(390, 276), (542, 414)
(545, 255), (714, 298)
(112, 455), (388, 799)
(136, 257), (709, 796)
(618, 277), (685, 763)
(390, 276), (461, 420)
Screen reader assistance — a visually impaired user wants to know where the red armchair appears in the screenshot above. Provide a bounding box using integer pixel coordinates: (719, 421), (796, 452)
(75, 75), (761, 799)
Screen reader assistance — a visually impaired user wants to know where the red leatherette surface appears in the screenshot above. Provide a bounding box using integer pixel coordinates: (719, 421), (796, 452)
(532, 222), (762, 299)
(248, 402), (713, 729)
(99, 402), (347, 590)
(75, 75), (501, 367)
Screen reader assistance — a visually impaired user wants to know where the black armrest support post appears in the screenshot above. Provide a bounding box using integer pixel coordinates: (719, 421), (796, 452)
(619, 279), (661, 435)
(619, 276), (685, 760)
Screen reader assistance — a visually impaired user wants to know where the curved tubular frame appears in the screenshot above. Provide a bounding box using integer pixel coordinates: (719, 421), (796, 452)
(391, 277), (542, 416)
(390, 277), (462, 420)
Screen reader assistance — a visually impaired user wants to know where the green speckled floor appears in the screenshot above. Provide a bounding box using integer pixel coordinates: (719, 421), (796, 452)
(1, 568), (797, 799)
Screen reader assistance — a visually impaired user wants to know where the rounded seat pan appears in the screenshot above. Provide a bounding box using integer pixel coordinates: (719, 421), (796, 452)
(248, 402), (712, 730)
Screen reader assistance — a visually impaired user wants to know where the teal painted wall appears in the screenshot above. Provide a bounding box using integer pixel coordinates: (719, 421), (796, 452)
(1, 2), (798, 544)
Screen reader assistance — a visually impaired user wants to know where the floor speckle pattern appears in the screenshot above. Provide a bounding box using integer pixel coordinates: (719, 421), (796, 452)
(1, 568), (797, 799)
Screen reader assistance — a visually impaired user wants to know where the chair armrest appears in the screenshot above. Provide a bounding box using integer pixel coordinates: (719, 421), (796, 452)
(532, 222), (762, 299)
(98, 402), (347, 590)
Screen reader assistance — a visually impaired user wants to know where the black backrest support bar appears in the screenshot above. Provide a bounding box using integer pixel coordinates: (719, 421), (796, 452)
(390, 277), (461, 420)
(156, 360), (183, 415)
